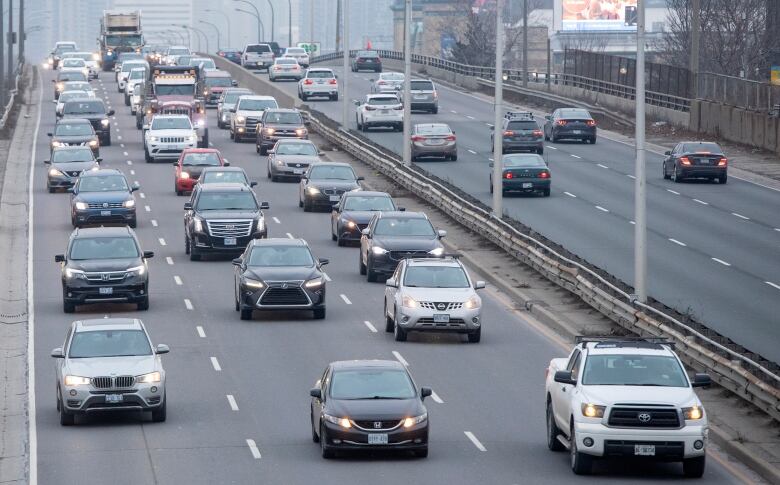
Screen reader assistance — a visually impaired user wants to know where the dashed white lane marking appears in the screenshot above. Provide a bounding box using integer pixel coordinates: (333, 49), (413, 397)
(340, 294), (352, 305)
(693, 198), (708, 205)
(286, 232), (294, 239)
(766, 281), (780, 291)
(711, 258), (731, 267)
(626, 174), (636, 179)
(246, 439), (261, 459)
(467, 149), (477, 154)
(669, 238), (687, 247)
(130, 170), (135, 175)
(208, 142), (214, 147)
(144, 205), (151, 212)
(485, 123), (493, 128)
(563, 191), (577, 198)
(123, 151), (129, 156)
(112, 116), (117, 121)
(158, 238), (166, 246)
(227, 394), (239, 411)
(629, 220), (636, 225)
(570, 154), (581, 159)
(595, 205), (609, 212)
(151, 219), (158, 227)
(174, 276), (183, 285)
(210, 357), (221, 371)
(117, 136), (122, 140)
(323, 272), (331, 282)
(775, 228), (780, 232)
(196, 326), (206, 338)
(272, 216), (280, 224)
(488, 157), (494, 161)
(667, 189), (680, 195)
(166, 256), (174, 265)
(431, 391), (444, 404)
(466, 115), (475, 120)
(392, 351), (409, 367)
(597, 163), (608, 169)
(184, 298), (194, 310)
(731, 212), (749, 220)
(464, 431), (487, 451)
(139, 192), (146, 199)
(547, 146), (557, 150)
(450, 110), (457, 114)
(363, 320), (377, 333)
(120, 143), (125, 148)
(126, 160), (132, 165)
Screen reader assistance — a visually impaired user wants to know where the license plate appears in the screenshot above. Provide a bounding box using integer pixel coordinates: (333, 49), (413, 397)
(634, 444), (655, 456)
(105, 394), (123, 403)
(572, 130), (582, 134)
(381, 110), (390, 114)
(368, 433), (388, 445)
(316, 80), (325, 84)
(433, 314), (450, 323)
(293, 169), (304, 175)
(414, 95), (427, 100)
(100, 210), (111, 216)
(329, 195), (341, 202)
(427, 139), (444, 145)
(522, 183), (533, 189)
(99, 287), (113, 295)
(224, 237), (237, 246)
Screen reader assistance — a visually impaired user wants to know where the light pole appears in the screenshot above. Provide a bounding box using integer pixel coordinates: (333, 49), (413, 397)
(204, 9), (232, 47)
(263, 0), (276, 43)
(342, 0), (349, 128)
(7, 0), (13, 92)
(284, 0), (292, 46)
(1, 0), (5, 110)
(234, 1), (264, 42)
(185, 25), (209, 54)
(634, 0), (647, 303)
(690, 0), (700, 98)
(492, 0), (504, 214)
(167, 29), (186, 45)
(180, 25), (197, 51)
(19, 0), (24, 64)
(199, 20), (220, 51)
(401, 0), (412, 165)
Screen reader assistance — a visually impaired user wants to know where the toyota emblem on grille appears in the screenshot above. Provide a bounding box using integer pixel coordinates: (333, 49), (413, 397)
(638, 412), (652, 423)
(102, 202), (109, 208)
(101, 273), (110, 281)
(437, 303), (447, 310)
(373, 421), (382, 429)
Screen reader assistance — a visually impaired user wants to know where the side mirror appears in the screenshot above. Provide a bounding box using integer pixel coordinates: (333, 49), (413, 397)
(474, 281), (486, 290)
(353, 100), (361, 106)
(107, 109), (115, 116)
(437, 229), (447, 238)
(553, 370), (577, 386)
(318, 258), (330, 266)
(369, 78), (375, 83)
(361, 228), (370, 236)
(250, 181), (258, 188)
(172, 161), (180, 166)
(356, 176), (364, 181)
(385, 279), (398, 288)
(54, 254), (65, 263)
(131, 182), (140, 192)
(184, 202), (193, 210)
(664, 150), (671, 156)
(260, 201), (270, 210)
(318, 151), (325, 156)
(43, 159), (51, 164)
(143, 251), (155, 259)
(231, 80), (238, 86)
(142, 124), (149, 130)
(420, 387), (432, 400)
(96, 158), (103, 163)
(47, 132), (53, 136)
(232, 258), (243, 266)
(223, 161), (230, 167)
(544, 115), (552, 121)
(155, 344), (170, 354)
(267, 150), (275, 154)
(66, 187), (74, 193)
(309, 388), (322, 399)
(51, 348), (65, 358)
(56, 112), (63, 118)
(691, 373), (712, 388)
(229, 108), (236, 113)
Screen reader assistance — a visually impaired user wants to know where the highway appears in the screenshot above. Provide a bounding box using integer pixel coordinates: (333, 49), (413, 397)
(257, 63), (780, 364)
(29, 69), (753, 484)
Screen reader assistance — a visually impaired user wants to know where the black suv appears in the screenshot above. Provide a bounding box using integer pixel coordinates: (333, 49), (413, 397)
(255, 108), (307, 155)
(48, 118), (100, 157)
(492, 111), (544, 155)
(184, 183), (270, 260)
(60, 99), (115, 146)
(55, 226), (154, 313)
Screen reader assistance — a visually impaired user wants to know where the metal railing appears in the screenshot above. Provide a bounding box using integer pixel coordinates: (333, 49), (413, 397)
(698, 72), (780, 113)
(0, 62), (23, 130)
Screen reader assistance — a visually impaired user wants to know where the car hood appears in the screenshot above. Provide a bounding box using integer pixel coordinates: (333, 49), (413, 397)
(62, 113), (107, 122)
(581, 385), (697, 407)
(52, 161), (98, 173)
(403, 287), (474, 302)
(236, 109), (266, 117)
(309, 180), (360, 190)
(244, 266), (319, 282)
(277, 155), (320, 165)
(65, 355), (157, 377)
(340, 210), (383, 224)
(196, 210), (259, 220)
(327, 398), (424, 421)
(372, 236), (442, 251)
(148, 129), (194, 137)
(52, 135), (96, 143)
(68, 257), (141, 272)
(74, 191), (131, 203)
(181, 165), (219, 177)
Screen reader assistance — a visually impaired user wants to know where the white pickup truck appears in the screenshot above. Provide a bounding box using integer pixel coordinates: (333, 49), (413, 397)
(544, 337), (711, 477)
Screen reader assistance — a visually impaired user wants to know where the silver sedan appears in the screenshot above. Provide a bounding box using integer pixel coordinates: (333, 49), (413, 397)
(370, 72), (405, 94)
(411, 123), (458, 161)
(267, 139), (323, 181)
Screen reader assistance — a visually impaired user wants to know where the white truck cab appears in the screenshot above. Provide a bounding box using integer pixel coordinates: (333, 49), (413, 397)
(545, 337), (710, 478)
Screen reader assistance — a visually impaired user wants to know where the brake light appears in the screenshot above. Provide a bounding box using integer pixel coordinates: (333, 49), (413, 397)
(532, 130), (543, 136)
(504, 172), (513, 179)
(274, 66), (281, 71)
(445, 135), (456, 141)
(539, 171), (550, 179)
(586, 120), (597, 127)
(304, 79), (313, 85)
(680, 156), (691, 166)
(411, 135), (426, 142)
(365, 106), (376, 111)
(377, 80), (386, 85)
(556, 120), (567, 126)
(433, 91), (438, 99)
(718, 157), (728, 166)
(328, 79), (337, 85)
(503, 130), (514, 136)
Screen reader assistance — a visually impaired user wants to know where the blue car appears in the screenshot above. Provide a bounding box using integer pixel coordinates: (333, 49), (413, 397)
(70, 169), (139, 228)
(217, 48), (242, 64)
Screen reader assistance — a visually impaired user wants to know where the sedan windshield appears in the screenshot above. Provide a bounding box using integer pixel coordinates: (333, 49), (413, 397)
(196, 192), (257, 210)
(309, 165), (355, 181)
(374, 218), (435, 237)
(404, 266), (469, 288)
(182, 152), (221, 166)
(54, 45), (76, 55)
(55, 123), (93, 136)
(69, 237), (139, 260)
(581, 354), (689, 387)
(78, 175), (128, 192)
(63, 101), (105, 115)
(151, 117), (192, 130)
(156, 85), (195, 96)
(62, 59), (85, 68)
(201, 171), (248, 184)
(276, 142), (318, 156)
(52, 148), (94, 163)
(168, 48), (189, 56)
(248, 246), (314, 267)
(330, 369), (416, 400)
(195, 59), (216, 69)
(121, 62), (146, 73)
(205, 77), (233, 87)
(343, 195), (394, 211)
(68, 330), (151, 358)
(238, 99), (278, 111)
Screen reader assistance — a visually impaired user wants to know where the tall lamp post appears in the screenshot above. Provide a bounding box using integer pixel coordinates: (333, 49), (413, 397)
(284, 0), (292, 46)
(204, 9), (232, 47)
(234, 0), (264, 42)
(341, 0), (349, 128)
(401, 0), (412, 165)
(263, 0), (276, 42)
(199, 20), (220, 51)
(491, 0), (505, 215)
(633, 0), (647, 303)
(185, 25), (210, 54)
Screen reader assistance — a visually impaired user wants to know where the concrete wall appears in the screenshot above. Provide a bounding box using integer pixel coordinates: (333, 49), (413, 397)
(690, 99), (780, 154)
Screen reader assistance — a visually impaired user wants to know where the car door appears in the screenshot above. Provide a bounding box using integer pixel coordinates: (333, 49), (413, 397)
(331, 198), (344, 236)
(386, 261), (403, 317)
(552, 348), (580, 430)
(312, 366), (330, 434)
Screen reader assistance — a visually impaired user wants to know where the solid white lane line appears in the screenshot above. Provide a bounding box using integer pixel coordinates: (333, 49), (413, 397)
(775, 228), (780, 232)
(323, 272), (331, 281)
(464, 431), (487, 451)
(174, 276), (183, 285)
(139, 192), (146, 199)
(766, 281), (780, 291)
(210, 356), (222, 371)
(392, 351), (409, 367)
(712, 258), (731, 267)
(364, 320), (378, 333)
(184, 298), (194, 310)
(597, 163), (608, 169)
(595, 206), (609, 212)
(570, 154), (581, 159)
(488, 157), (494, 161)
(626, 174), (636, 179)
(227, 394), (239, 411)
(112, 116), (117, 121)
(166, 257), (174, 265)
(286, 232), (294, 239)
(151, 219), (158, 227)
(693, 199), (708, 205)
(431, 391), (444, 404)
(668, 238), (687, 247)
(467, 149), (477, 154)
(246, 439), (261, 459)
(563, 192), (577, 198)
(196, 326), (206, 338)
(667, 189), (680, 195)
(731, 212), (750, 220)
(272, 216), (280, 224)
(340, 294), (352, 305)
(123, 151), (129, 156)
(158, 238), (166, 246)
(144, 205), (151, 212)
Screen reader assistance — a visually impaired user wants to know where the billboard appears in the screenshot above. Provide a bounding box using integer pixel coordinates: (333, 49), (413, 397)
(560, 0), (638, 31)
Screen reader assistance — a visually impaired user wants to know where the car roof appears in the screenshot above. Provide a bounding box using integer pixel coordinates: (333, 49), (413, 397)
(249, 237), (307, 247)
(198, 182), (253, 192)
(367, 93), (398, 99)
(72, 226), (133, 238)
(265, 107), (299, 113)
(74, 317), (144, 332)
(375, 211), (426, 219)
(205, 70), (231, 77)
(584, 342), (676, 357)
(405, 257), (462, 267)
(330, 360), (407, 371)
(79, 168), (124, 177)
(182, 148), (220, 154)
(342, 190), (390, 198)
(238, 95), (276, 100)
(307, 68), (333, 72)
(311, 161), (351, 168)
(223, 87), (252, 93)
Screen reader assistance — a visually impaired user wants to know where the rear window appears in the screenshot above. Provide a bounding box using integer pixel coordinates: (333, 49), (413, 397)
(506, 120), (539, 130)
(63, 100), (105, 114)
(503, 154), (547, 168)
(59, 71), (88, 82)
(246, 44), (271, 53)
(286, 48), (306, 55)
(357, 51), (379, 58)
(560, 109), (592, 120)
(276, 58), (298, 65)
(410, 80), (434, 91)
(367, 97), (399, 105)
(223, 91), (252, 103)
(681, 142), (722, 153)
(307, 70), (334, 79)
(416, 124), (452, 135)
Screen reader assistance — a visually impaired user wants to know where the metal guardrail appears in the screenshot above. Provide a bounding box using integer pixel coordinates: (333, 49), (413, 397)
(698, 72), (780, 113)
(303, 110), (780, 421)
(0, 63), (23, 130)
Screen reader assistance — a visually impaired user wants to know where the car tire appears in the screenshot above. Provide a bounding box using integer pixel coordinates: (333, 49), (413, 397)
(451, 154), (458, 161)
(63, 299), (75, 314)
(431, 106), (438, 114)
(59, 401), (75, 426)
(136, 118), (142, 130)
(361, 122), (368, 133)
(663, 162), (671, 179)
(537, 148), (544, 155)
(189, 242), (201, 261)
(415, 447), (428, 458)
(672, 165), (681, 183)
(303, 198), (312, 212)
(240, 308), (253, 320)
(129, 219), (137, 229)
(570, 425), (593, 475)
(137, 296), (149, 311)
(542, 188), (551, 197)
(590, 136), (597, 144)
(331, 94), (339, 101)
(546, 400), (566, 451)
(200, 131), (209, 149)
(311, 409), (320, 442)
(235, 291), (240, 311)
(467, 327), (481, 343)
(337, 233), (346, 247)
(313, 307), (326, 319)
(151, 396), (167, 422)
(144, 147), (152, 163)
(359, 252), (367, 275)
(320, 424), (335, 459)
(394, 318), (408, 342)
(683, 456), (706, 478)
(301, 93), (308, 101)
(103, 135), (111, 147)
(544, 130), (550, 141)
(551, 133), (558, 143)
(719, 174), (728, 184)
(124, 94), (130, 106)
(356, 116), (362, 130)
(260, 145), (268, 156)
(48, 186), (56, 193)
(176, 187), (183, 196)
(366, 258), (378, 282)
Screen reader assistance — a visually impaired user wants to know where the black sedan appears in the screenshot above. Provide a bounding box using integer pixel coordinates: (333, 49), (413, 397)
(310, 360), (431, 458)
(233, 238), (328, 320)
(489, 153), (551, 197)
(359, 211), (446, 282)
(543, 108), (597, 144)
(663, 141), (728, 184)
(299, 162), (363, 211)
(48, 118), (100, 157)
(331, 191), (399, 246)
(45, 146), (100, 192)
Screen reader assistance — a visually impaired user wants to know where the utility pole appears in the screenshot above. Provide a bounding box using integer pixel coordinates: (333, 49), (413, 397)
(335, 0), (341, 52)
(522, 0), (528, 88)
(634, 0), (647, 303)
(342, 0), (349, 128)
(19, 0), (24, 64)
(7, 0), (13, 91)
(690, 0), (700, 98)
(402, 0), (412, 165)
(1, 0), (4, 110)
(492, 0), (505, 215)
(263, 0), (275, 43)
(309, 0), (314, 51)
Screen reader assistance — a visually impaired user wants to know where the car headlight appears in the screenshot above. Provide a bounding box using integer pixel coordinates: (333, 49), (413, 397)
(464, 295), (481, 310)
(683, 405), (704, 420)
(47, 58), (54, 65)
(403, 412), (428, 428)
(193, 217), (204, 233)
(195, 119), (205, 127)
(89, 140), (98, 147)
(188, 134), (198, 143)
(295, 128), (307, 136)
(242, 278), (265, 289)
(371, 246), (388, 256)
(92, 53), (100, 61)
(100, 118), (110, 126)
(275, 158), (285, 166)
(428, 247), (444, 256)
(49, 168), (64, 177)
(304, 277), (324, 288)
(235, 116), (245, 123)
(256, 217), (265, 231)
(179, 171), (190, 179)
(149, 136), (159, 142)
(264, 128), (275, 135)
(402, 295), (418, 308)
(124, 199), (135, 208)
(74, 201), (88, 210)
(65, 268), (85, 279)
(203, 89), (209, 96)
(56, 83), (65, 91)
(64, 375), (91, 386)
(136, 371), (161, 384)
(51, 141), (62, 148)
(344, 219), (357, 229)
(306, 186), (320, 195)
(581, 403), (606, 418)
(323, 413), (351, 428)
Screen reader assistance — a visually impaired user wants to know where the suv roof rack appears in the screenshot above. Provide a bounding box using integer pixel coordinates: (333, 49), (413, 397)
(504, 110), (534, 121)
(575, 336), (676, 349)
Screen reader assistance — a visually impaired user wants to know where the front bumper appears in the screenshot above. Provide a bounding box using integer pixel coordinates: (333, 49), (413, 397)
(238, 282), (325, 312)
(270, 163), (309, 178)
(321, 419), (428, 451)
(573, 421), (707, 460)
(233, 125), (254, 141)
(395, 306), (481, 333)
(73, 207), (136, 225)
(336, 221), (367, 242)
(63, 279), (148, 305)
(60, 382), (164, 414)
(147, 141), (197, 159)
(191, 230), (267, 253)
(48, 173), (81, 189)
(502, 179), (550, 193)
(175, 176), (198, 192)
(304, 191), (346, 208)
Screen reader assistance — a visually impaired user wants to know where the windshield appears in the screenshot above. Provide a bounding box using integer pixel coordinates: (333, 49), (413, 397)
(105, 35), (142, 47)
(247, 246), (314, 267)
(238, 99), (278, 111)
(404, 266), (469, 288)
(129, 70), (145, 79)
(168, 48), (190, 56)
(330, 369), (416, 400)
(64, 82), (91, 92)
(681, 142), (722, 153)
(54, 45), (77, 55)
(581, 354), (689, 387)
(380, 73), (404, 81)
(309, 165), (355, 181)
(121, 62), (145, 73)
(196, 192), (257, 210)
(197, 60), (216, 69)
(411, 80), (434, 91)
(70, 236), (139, 260)
(59, 72), (88, 82)
(224, 92), (251, 104)
(59, 91), (91, 103)
(368, 97), (399, 106)
(63, 101), (105, 114)
(77, 175), (128, 192)
(151, 117), (192, 130)
(72, 53), (95, 61)
(374, 218), (435, 237)
(52, 148), (94, 163)
(275, 142), (318, 156)
(343, 195), (394, 211)
(201, 171), (247, 184)
(69, 330), (151, 358)
(307, 70), (334, 79)
(503, 155), (546, 168)
(155, 84), (195, 96)
(182, 152), (221, 166)
(117, 53), (143, 62)
(205, 77), (233, 87)
(62, 59), (85, 68)
(55, 123), (93, 136)
(176, 56), (192, 65)
(265, 112), (302, 124)
(245, 44), (271, 53)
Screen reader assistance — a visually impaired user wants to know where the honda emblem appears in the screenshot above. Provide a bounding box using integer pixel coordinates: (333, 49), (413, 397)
(101, 273), (110, 281)
(373, 421), (382, 429)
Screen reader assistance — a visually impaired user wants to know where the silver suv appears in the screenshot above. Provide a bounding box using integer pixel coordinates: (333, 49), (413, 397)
(406, 78), (438, 114)
(51, 318), (169, 425)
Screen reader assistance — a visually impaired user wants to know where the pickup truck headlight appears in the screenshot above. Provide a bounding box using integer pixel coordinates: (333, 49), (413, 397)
(243, 278), (265, 289)
(343, 219), (357, 229)
(295, 128), (307, 136)
(323, 413), (351, 429)
(136, 371), (161, 384)
(306, 186), (320, 195)
(51, 141), (62, 148)
(148, 136), (159, 143)
(304, 276), (324, 288)
(581, 403), (606, 418)
(74, 201), (88, 210)
(683, 405), (704, 420)
(235, 116), (245, 124)
(403, 412), (427, 428)
(64, 375), (91, 386)
(100, 118), (110, 126)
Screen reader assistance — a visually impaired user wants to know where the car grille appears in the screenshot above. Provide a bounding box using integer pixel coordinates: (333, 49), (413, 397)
(417, 318), (466, 326)
(285, 162), (310, 169)
(245, 117), (261, 133)
(59, 141), (88, 146)
(389, 251), (430, 261)
(92, 376), (135, 389)
(87, 202), (124, 209)
(66, 170), (82, 177)
(352, 419), (402, 431)
(419, 301), (463, 311)
(161, 108), (190, 116)
(322, 188), (346, 196)
(206, 219), (253, 237)
(84, 271), (127, 282)
(160, 136), (185, 143)
(259, 284), (310, 306)
(607, 407), (680, 428)
(273, 129), (301, 138)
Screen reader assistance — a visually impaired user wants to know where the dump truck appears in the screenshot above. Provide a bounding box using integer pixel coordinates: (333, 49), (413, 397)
(100, 10), (144, 71)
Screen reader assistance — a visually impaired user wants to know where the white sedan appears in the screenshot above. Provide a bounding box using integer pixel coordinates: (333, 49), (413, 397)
(269, 57), (303, 81)
(355, 94), (403, 132)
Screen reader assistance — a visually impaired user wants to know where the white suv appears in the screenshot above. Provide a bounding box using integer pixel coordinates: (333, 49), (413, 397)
(298, 68), (339, 101)
(355, 94), (403, 132)
(229, 95), (279, 142)
(545, 337), (711, 477)
(143, 115), (198, 163)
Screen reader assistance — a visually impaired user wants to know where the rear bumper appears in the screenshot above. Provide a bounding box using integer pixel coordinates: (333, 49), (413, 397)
(679, 166), (726, 178)
(502, 179), (550, 192)
(503, 140), (543, 152)
(552, 127), (596, 140)
(412, 143), (456, 157)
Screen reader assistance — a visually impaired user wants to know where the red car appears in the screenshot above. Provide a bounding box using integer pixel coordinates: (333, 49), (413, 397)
(174, 148), (229, 195)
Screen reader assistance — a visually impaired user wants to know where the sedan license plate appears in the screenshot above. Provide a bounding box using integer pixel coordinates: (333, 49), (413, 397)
(329, 195), (341, 202)
(522, 182), (533, 189)
(427, 139), (445, 145)
(414, 95), (427, 100)
(368, 433), (389, 445)
(99, 287), (113, 295)
(293, 169), (304, 175)
(105, 394), (123, 403)
(381, 110), (390, 114)
(634, 444), (655, 456)
(433, 314), (450, 323)
(224, 238), (237, 246)
(100, 210), (111, 216)
(572, 130), (582, 134)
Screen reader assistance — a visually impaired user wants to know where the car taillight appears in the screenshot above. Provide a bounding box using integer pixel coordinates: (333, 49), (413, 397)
(365, 106), (376, 111)
(433, 91), (438, 99)
(586, 120), (597, 126)
(411, 135), (426, 142)
(329, 79), (337, 85)
(556, 120), (567, 126)
(533, 130), (543, 136)
(377, 80), (386, 85)
(680, 156), (691, 165)
(304, 79), (313, 85)
(504, 172), (513, 179)
(445, 135), (456, 141)
(503, 130), (514, 136)
(393, 105), (403, 110)
(718, 157), (728, 166)
(539, 171), (550, 179)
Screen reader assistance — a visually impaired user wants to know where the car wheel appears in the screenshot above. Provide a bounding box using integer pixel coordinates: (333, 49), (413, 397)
(431, 106), (438, 114)
(719, 173), (728, 184)
(663, 162), (671, 180)
(451, 153), (458, 161)
(144, 147), (152, 163)
(151, 396), (167, 422)
(537, 148), (544, 155)
(590, 136), (597, 144)
(303, 198), (312, 212)
(137, 296), (149, 311)
(414, 447), (428, 458)
(337, 234), (346, 247)
(136, 118), (142, 130)
(235, 290), (240, 311)
(394, 318), (408, 342)
(331, 94), (339, 101)
(359, 252), (367, 275)
(124, 94), (130, 106)
(200, 131), (209, 149)
(320, 424), (335, 459)
(672, 165), (681, 183)
(313, 307), (326, 319)
(63, 299), (75, 314)
(570, 425), (593, 475)
(48, 186), (56, 193)
(366, 258), (378, 282)
(240, 307), (253, 320)
(59, 401), (75, 426)
(184, 234), (191, 255)
(129, 219), (137, 229)
(467, 327), (481, 343)
(260, 145), (268, 156)
(544, 130), (550, 141)
(542, 188), (551, 197)
(683, 456), (706, 478)
(384, 303), (394, 332)
(103, 135), (111, 147)
(189, 243), (201, 261)
(176, 186), (183, 196)
(551, 133), (558, 143)
(301, 93), (308, 101)
(546, 400), (565, 451)
(356, 116), (362, 130)
(311, 408), (320, 443)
